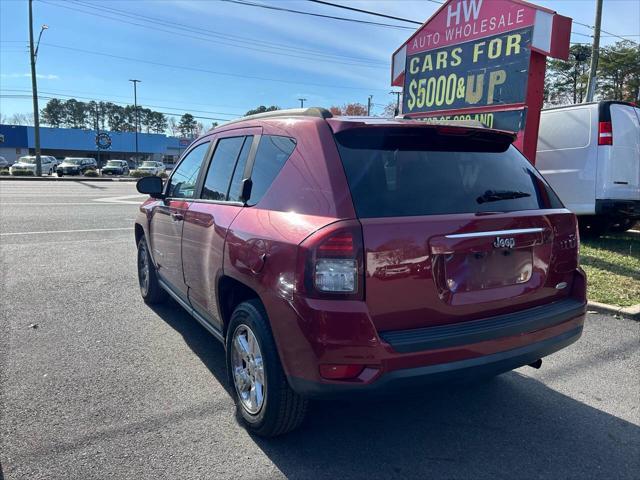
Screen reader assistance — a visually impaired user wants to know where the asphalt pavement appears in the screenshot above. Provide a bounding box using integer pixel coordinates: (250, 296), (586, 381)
(1, 180), (639, 480)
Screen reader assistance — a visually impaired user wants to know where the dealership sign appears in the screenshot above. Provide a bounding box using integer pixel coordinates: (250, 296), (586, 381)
(391, 0), (571, 163)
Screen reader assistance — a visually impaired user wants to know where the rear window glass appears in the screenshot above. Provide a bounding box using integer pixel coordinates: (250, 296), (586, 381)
(335, 128), (563, 218)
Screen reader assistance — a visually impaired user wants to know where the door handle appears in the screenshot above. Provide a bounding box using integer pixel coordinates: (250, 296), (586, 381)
(171, 212), (184, 221)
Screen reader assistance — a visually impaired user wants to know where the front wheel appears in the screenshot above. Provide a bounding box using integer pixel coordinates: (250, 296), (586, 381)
(227, 300), (308, 437)
(137, 236), (165, 304)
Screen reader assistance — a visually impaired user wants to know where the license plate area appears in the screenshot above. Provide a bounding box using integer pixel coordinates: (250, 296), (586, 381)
(444, 248), (533, 292)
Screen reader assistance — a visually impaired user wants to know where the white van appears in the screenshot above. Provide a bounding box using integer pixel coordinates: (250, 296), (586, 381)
(536, 101), (639, 234)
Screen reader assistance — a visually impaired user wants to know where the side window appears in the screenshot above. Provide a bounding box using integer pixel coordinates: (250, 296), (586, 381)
(168, 142), (210, 199)
(247, 135), (296, 206)
(202, 136), (246, 201)
(227, 136), (254, 202)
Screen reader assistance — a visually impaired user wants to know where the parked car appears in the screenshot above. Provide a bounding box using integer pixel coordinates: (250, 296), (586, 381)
(102, 159), (130, 176)
(537, 101), (640, 235)
(56, 157), (97, 176)
(0, 156), (8, 169)
(134, 108), (586, 437)
(9, 155), (57, 175)
(136, 161), (165, 176)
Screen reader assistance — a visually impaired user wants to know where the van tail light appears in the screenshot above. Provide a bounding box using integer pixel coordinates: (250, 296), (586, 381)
(296, 222), (364, 300)
(598, 121), (613, 145)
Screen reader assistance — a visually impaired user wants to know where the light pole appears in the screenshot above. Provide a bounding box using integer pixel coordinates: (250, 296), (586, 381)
(28, 0), (47, 176)
(298, 98), (307, 108)
(129, 79), (141, 166)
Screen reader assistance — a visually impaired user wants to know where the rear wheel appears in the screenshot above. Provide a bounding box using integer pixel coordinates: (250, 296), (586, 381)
(226, 300), (307, 437)
(609, 218), (635, 233)
(137, 236), (165, 304)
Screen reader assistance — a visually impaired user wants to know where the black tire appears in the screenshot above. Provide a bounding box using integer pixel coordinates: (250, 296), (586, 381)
(137, 236), (165, 304)
(226, 300), (308, 437)
(578, 216), (608, 238)
(609, 218), (634, 233)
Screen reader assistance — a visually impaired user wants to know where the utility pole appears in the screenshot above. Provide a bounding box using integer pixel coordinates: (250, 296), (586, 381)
(367, 95), (373, 116)
(585, 0), (603, 102)
(390, 90), (402, 116)
(129, 79), (141, 166)
(298, 98), (307, 108)
(28, 0), (42, 176)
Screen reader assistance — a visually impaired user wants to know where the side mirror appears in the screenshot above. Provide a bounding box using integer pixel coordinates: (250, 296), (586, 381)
(239, 178), (253, 204)
(137, 175), (165, 199)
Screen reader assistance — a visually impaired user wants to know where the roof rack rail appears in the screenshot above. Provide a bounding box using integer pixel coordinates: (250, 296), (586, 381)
(223, 107), (333, 127)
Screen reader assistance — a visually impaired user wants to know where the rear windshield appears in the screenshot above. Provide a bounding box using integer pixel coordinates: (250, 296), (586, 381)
(335, 128), (563, 218)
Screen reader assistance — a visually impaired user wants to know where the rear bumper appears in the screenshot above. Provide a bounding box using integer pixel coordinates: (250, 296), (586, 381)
(596, 199), (640, 219)
(289, 325), (582, 398)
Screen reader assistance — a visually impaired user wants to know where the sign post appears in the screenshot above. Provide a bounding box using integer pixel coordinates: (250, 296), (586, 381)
(391, 0), (572, 164)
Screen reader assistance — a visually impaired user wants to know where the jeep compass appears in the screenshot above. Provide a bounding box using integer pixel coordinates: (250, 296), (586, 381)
(134, 108), (586, 437)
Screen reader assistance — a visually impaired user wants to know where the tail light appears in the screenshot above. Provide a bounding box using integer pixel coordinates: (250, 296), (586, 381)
(296, 222), (364, 300)
(598, 121), (613, 145)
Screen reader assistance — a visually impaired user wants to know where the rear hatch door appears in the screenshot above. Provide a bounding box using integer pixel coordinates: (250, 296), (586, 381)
(332, 123), (579, 332)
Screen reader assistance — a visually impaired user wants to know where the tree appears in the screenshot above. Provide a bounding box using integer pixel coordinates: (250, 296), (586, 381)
(328, 106), (343, 115)
(545, 44), (592, 105)
(329, 103), (368, 116)
(178, 113), (198, 138)
(382, 102), (398, 117)
(150, 111), (168, 134)
(245, 105), (279, 116)
(598, 41), (640, 102)
(63, 99), (88, 129)
(140, 108), (155, 133)
(7, 113), (34, 125)
(104, 103), (127, 132)
(167, 116), (179, 137)
(41, 98), (65, 127)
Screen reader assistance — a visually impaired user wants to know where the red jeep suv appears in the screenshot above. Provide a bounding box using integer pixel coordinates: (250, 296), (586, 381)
(135, 108), (586, 436)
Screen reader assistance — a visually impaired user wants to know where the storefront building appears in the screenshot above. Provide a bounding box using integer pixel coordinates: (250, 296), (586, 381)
(0, 124), (184, 166)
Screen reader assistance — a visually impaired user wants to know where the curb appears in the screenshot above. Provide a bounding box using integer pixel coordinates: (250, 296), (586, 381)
(587, 301), (640, 320)
(0, 176), (137, 182)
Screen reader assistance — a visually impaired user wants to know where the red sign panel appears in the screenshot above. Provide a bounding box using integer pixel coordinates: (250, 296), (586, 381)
(391, 0), (572, 164)
(406, 0), (536, 55)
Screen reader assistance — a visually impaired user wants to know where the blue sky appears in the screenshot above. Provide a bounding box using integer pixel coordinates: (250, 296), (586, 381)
(1, 0), (639, 125)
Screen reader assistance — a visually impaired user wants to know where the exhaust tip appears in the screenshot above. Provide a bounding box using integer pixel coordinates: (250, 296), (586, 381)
(528, 359), (542, 369)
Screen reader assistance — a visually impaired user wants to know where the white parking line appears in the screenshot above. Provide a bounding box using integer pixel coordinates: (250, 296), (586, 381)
(0, 227), (133, 236)
(93, 194), (147, 205)
(0, 202), (135, 206)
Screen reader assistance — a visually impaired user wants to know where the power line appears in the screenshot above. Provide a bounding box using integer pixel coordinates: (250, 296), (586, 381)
(38, 0), (388, 69)
(1, 85), (244, 112)
(1, 89), (242, 117)
(308, 0), (637, 45)
(65, 0), (388, 67)
(307, 0), (421, 25)
(219, 0), (415, 30)
(39, 42), (390, 93)
(0, 94), (234, 122)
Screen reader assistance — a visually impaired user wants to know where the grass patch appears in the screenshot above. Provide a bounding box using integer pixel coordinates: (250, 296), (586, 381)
(581, 231), (640, 307)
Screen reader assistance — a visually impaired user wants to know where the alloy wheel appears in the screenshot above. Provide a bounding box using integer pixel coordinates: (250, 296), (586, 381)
(231, 325), (265, 414)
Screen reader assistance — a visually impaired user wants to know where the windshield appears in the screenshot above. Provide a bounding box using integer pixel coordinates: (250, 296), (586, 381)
(335, 128), (563, 218)
(106, 161), (123, 167)
(18, 157), (36, 164)
(63, 159), (83, 165)
(141, 161), (156, 167)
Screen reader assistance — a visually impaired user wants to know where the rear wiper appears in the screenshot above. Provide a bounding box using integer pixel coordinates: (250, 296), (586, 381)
(476, 190), (531, 204)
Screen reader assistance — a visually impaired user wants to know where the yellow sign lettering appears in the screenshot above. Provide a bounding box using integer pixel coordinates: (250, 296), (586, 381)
(487, 70), (507, 104)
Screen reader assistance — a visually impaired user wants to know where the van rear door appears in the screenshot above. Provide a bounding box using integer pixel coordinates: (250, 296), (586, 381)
(597, 102), (640, 201)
